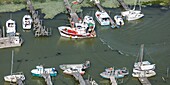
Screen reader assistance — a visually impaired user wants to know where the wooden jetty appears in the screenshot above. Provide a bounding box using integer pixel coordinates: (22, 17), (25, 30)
(138, 77), (151, 85)
(41, 73), (53, 85)
(110, 76), (117, 85)
(26, 0), (51, 37)
(93, 0), (117, 28)
(72, 72), (86, 85)
(117, 0), (130, 10)
(63, 0), (80, 27)
(16, 78), (24, 85)
(72, 72), (98, 85)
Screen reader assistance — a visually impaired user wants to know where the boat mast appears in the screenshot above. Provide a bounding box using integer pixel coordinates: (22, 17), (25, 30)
(139, 44), (144, 66)
(11, 50), (14, 75)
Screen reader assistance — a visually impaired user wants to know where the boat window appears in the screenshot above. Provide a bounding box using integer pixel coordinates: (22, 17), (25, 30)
(77, 25), (82, 29)
(102, 18), (109, 21)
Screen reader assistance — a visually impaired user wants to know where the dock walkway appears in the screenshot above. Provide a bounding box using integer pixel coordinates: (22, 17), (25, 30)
(72, 72), (98, 85)
(117, 0), (130, 10)
(41, 73), (53, 85)
(72, 72), (86, 85)
(63, 0), (79, 24)
(110, 76), (117, 85)
(16, 78), (24, 85)
(138, 77), (151, 85)
(26, 0), (51, 37)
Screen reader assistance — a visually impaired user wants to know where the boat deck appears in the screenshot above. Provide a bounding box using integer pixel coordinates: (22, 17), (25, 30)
(0, 37), (22, 49)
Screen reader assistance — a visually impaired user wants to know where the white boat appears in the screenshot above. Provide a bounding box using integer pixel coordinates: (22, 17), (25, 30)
(133, 44), (156, 71)
(121, 0), (144, 21)
(114, 15), (124, 26)
(132, 70), (156, 78)
(58, 16), (96, 39)
(59, 61), (90, 70)
(31, 65), (57, 77)
(0, 35), (23, 49)
(100, 67), (129, 79)
(132, 44), (156, 78)
(134, 61), (155, 71)
(22, 15), (32, 30)
(83, 15), (95, 30)
(95, 10), (110, 25)
(58, 26), (96, 39)
(121, 10), (141, 17)
(6, 19), (16, 35)
(126, 13), (144, 21)
(4, 50), (25, 83)
(63, 68), (85, 75)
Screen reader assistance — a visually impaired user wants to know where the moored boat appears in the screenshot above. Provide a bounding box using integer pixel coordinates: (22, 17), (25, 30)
(4, 51), (25, 83)
(31, 65), (57, 77)
(58, 26), (96, 39)
(63, 68), (85, 75)
(59, 61), (90, 70)
(132, 44), (156, 78)
(58, 15), (96, 39)
(4, 72), (25, 83)
(114, 15), (124, 26)
(121, 10), (141, 17)
(0, 35), (23, 49)
(100, 67), (129, 79)
(126, 13), (144, 21)
(95, 10), (110, 25)
(6, 19), (16, 35)
(22, 15), (32, 30)
(132, 70), (156, 78)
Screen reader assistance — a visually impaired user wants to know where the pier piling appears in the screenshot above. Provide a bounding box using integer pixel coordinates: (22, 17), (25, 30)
(26, 0), (51, 37)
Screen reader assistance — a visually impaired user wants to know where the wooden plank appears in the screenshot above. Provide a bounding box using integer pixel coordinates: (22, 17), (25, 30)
(110, 76), (117, 85)
(117, 0), (130, 10)
(138, 77), (151, 85)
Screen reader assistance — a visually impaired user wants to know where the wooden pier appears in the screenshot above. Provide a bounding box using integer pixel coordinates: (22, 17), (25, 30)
(72, 72), (86, 85)
(26, 0), (51, 37)
(138, 77), (151, 85)
(16, 78), (24, 85)
(41, 73), (53, 85)
(94, 1), (117, 28)
(117, 0), (130, 10)
(63, 0), (80, 27)
(72, 72), (98, 85)
(110, 76), (117, 85)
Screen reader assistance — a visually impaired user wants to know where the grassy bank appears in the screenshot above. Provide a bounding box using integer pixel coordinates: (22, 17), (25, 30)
(0, 0), (169, 19)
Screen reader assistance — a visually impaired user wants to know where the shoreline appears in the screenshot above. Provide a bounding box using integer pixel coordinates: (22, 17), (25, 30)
(0, 0), (169, 19)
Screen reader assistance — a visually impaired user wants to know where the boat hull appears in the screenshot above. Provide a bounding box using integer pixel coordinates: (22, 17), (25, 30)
(95, 11), (110, 26)
(126, 13), (144, 21)
(132, 70), (156, 78)
(31, 66), (57, 77)
(58, 26), (96, 39)
(22, 15), (32, 30)
(4, 74), (25, 82)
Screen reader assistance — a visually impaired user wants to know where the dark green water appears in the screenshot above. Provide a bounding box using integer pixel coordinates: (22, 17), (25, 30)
(0, 6), (170, 85)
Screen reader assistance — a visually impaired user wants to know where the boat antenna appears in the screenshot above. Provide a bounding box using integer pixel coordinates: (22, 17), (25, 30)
(139, 44), (144, 66)
(11, 50), (14, 75)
